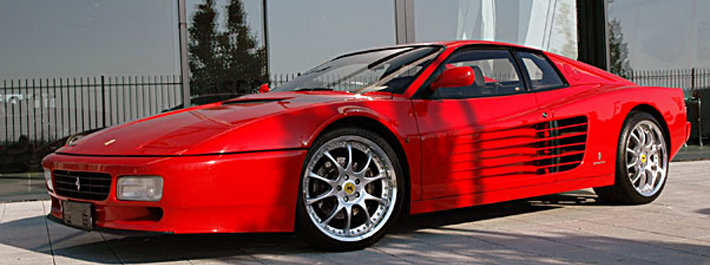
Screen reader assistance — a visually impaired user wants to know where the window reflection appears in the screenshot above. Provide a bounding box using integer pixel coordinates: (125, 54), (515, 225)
(186, 0), (267, 96)
(609, 0), (710, 70)
(0, 0), (179, 79)
(267, 0), (396, 75)
(414, 0), (578, 59)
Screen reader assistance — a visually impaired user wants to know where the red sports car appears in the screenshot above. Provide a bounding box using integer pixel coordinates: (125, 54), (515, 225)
(43, 41), (690, 250)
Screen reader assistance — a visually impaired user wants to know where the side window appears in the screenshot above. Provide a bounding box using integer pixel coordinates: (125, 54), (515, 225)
(516, 51), (566, 90)
(429, 49), (524, 99)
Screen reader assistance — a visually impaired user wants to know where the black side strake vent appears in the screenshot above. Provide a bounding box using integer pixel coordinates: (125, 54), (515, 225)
(534, 116), (588, 174)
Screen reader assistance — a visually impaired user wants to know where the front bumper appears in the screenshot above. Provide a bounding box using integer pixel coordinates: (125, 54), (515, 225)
(46, 214), (172, 236)
(42, 149), (307, 234)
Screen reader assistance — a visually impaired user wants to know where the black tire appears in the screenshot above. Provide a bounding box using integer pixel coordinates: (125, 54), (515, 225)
(296, 126), (405, 251)
(594, 111), (669, 204)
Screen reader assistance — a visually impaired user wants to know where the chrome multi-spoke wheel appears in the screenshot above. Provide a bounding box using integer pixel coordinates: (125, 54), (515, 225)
(297, 128), (402, 250)
(625, 120), (667, 197)
(303, 135), (397, 241)
(594, 111), (669, 204)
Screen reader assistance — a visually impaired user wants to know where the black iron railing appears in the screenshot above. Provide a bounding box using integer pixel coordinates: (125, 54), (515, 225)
(625, 68), (710, 98)
(1, 75), (182, 146)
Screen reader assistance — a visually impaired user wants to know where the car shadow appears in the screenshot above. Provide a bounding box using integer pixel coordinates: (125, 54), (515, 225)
(696, 208), (710, 217)
(1, 192), (708, 264)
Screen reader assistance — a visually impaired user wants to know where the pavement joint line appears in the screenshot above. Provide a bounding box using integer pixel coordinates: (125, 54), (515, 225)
(0, 202), (5, 223)
(318, 253), (349, 265)
(239, 249), (266, 264)
(453, 230), (577, 264)
(370, 247), (410, 264)
(99, 232), (126, 265)
(41, 200), (57, 265)
(375, 242), (470, 264)
(156, 236), (195, 265)
(572, 227), (704, 259)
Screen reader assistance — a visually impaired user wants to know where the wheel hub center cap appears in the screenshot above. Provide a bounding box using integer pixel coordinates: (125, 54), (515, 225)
(343, 181), (356, 195)
(641, 153), (647, 163)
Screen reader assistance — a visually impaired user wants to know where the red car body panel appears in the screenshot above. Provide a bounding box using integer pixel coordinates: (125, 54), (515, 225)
(43, 40), (688, 234)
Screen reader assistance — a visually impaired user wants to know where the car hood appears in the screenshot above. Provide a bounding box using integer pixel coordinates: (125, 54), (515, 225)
(58, 91), (384, 156)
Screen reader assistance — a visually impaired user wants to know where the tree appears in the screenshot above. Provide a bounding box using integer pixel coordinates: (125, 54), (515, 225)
(188, 0), (220, 95)
(608, 18), (633, 78)
(188, 0), (269, 96)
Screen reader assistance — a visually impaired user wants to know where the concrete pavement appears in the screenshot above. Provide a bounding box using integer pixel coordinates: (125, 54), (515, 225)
(1, 161), (709, 264)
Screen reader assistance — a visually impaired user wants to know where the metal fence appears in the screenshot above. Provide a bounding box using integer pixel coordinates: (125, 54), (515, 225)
(270, 73), (300, 89)
(1, 76), (182, 146)
(626, 68), (710, 98)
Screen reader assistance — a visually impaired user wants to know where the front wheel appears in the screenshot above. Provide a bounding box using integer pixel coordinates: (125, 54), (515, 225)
(296, 127), (404, 251)
(594, 111), (669, 204)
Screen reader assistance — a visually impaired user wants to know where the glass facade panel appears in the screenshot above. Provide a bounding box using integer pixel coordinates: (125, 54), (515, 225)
(0, 0), (179, 79)
(414, 0), (578, 59)
(267, 0), (396, 75)
(609, 0), (710, 71)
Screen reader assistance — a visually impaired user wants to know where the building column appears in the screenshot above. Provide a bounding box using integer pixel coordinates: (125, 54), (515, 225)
(577, 0), (609, 70)
(395, 0), (415, 44)
(178, 0), (191, 106)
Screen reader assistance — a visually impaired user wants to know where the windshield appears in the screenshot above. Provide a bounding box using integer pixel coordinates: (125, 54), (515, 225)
(272, 46), (441, 94)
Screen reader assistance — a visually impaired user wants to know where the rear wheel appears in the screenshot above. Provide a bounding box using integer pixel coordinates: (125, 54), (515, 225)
(594, 111), (668, 204)
(296, 127), (404, 251)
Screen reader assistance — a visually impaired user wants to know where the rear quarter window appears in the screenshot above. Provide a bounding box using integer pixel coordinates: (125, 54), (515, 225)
(517, 51), (567, 91)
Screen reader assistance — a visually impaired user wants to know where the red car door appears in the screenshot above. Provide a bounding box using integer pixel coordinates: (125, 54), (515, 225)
(516, 51), (596, 182)
(412, 48), (552, 200)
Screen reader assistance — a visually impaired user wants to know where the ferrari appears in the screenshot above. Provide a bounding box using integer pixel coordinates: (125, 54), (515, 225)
(43, 41), (690, 250)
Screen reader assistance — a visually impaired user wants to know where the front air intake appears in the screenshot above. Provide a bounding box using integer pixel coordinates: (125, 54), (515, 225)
(53, 170), (112, 201)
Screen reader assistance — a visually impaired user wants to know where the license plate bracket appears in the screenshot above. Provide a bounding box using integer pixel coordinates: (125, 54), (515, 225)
(62, 201), (93, 230)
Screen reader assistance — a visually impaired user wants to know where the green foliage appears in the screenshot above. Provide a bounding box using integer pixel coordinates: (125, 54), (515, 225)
(188, 0), (269, 96)
(609, 18), (633, 78)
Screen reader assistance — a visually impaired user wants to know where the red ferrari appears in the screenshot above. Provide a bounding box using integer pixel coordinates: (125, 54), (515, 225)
(43, 41), (690, 250)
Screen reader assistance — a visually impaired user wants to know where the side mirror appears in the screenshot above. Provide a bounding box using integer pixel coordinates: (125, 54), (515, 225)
(430, 66), (475, 91)
(259, 83), (270, 93)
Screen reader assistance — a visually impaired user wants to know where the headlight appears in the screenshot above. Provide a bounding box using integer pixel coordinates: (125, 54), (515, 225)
(117, 176), (163, 202)
(44, 169), (53, 191)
